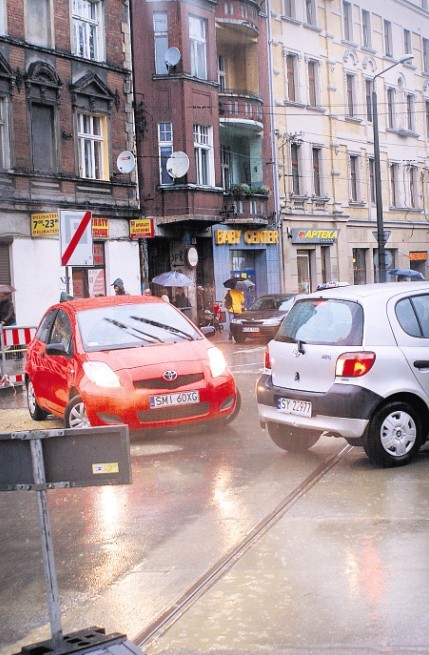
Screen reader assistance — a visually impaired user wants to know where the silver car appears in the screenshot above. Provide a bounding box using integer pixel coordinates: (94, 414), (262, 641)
(257, 282), (429, 467)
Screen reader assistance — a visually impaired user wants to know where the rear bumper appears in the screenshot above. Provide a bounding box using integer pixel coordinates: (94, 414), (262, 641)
(256, 374), (382, 440)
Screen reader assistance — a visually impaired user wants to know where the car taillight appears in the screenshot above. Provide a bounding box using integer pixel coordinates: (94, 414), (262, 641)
(264, 347), (271, 370)
(336, 352), (376, 377)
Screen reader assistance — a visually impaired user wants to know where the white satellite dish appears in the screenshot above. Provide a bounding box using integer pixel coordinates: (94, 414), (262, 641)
(166, 151), (189, 179)
(165, 47), (181, 69)
(117, 151), (136, 174)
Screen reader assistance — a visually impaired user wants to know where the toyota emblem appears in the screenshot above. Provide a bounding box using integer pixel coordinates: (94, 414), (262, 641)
(163, 370), (178, 381)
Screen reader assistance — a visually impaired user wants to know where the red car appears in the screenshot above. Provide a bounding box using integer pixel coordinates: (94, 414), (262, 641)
(25, 295), (240, 431)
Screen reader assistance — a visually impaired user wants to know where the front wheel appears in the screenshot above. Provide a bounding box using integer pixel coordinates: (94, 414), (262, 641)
(364, 401), (422, 467)
(267, 423), (320, 452)
(65, 395), (91, 429)
(27, 379), (48, 420)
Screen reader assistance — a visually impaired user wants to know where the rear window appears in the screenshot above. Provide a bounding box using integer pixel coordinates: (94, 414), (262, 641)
(275, 298), (363, 346)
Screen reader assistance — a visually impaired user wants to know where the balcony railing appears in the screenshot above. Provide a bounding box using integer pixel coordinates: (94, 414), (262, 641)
(219, 90), (263, 123)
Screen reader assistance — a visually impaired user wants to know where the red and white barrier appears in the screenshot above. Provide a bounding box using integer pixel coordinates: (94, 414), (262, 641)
(0, 324), (36, 387)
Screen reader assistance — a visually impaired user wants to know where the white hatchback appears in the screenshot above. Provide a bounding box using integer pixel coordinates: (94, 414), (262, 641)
(257, 282), (429, 467)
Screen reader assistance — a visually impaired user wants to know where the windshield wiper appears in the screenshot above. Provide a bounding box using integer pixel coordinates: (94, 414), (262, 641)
(129, 316), (194, 341)
(103, 317), (163, 343)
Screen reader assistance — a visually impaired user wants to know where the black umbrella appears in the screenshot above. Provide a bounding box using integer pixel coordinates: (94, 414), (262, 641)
(223, 278), (238, 289)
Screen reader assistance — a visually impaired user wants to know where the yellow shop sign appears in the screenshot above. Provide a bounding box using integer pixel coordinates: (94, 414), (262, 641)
(215, 229), (279, 246)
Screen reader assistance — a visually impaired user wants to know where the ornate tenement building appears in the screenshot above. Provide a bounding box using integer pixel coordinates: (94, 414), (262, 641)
(269, 0), (429, 291)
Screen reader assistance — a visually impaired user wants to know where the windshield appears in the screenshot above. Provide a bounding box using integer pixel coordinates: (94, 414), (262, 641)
(249, 296), (295, 312)
(77, 302), (201, 352)
(275, 298), (363, 346)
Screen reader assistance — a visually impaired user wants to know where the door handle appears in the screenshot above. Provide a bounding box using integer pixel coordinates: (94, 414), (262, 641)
(414, 360), (429, 369)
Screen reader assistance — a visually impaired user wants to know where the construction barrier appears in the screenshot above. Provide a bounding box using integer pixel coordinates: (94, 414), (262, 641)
(0, 324), (36, 389)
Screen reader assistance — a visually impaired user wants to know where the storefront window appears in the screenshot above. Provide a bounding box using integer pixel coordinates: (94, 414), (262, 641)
(297, 250), (311, 293)
(72, 241), (106, 297)
(353, 248), (367, 284)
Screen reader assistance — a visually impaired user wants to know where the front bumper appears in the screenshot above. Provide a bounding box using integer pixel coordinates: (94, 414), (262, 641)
(256, 373), (382, 440)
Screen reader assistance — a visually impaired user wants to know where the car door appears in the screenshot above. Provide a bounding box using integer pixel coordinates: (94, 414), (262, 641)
(388, 292), (429, 401)
(40, 309), (77, 415)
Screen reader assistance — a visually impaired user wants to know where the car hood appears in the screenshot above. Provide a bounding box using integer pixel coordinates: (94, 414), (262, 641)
(237, 310), (285, 321)
(85, 338), (210, 373)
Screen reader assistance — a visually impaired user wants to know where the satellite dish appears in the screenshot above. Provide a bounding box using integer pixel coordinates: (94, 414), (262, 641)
(165, 47), (181, 69)
(117, 151), (136, 174)
(166, 151), (189, 179)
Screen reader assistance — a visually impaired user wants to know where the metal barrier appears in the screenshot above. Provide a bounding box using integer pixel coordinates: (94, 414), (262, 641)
(0, 324), (36, 390)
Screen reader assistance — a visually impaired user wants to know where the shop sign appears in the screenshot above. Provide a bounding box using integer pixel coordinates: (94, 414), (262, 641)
(92, 218), (109, 238)
(291, 228), (339, 244)
(215, 229), (279, 246)
(31, 213), (59, 237)
(186, 246), (199, 268)
(410, 252), (427, 261)
(93, 243), (105, 266)
(130, 218), (155, 239)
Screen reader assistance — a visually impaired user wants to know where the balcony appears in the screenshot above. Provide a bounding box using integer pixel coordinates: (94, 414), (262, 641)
(219, 89), (263, 126)
(221, 188), (270, 225)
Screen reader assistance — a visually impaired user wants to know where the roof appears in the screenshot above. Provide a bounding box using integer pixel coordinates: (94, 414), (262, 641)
(53, 295), (164, 312)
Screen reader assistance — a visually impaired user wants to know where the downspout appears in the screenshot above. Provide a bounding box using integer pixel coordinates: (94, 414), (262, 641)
(265, 0), (284, 292)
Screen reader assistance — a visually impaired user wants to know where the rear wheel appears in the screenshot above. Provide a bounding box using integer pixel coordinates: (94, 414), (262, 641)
(267, 423), (320, 452)
(26, 379), (48, 420)
(65, 395), (91, 429)
(364, 401), (421, 467)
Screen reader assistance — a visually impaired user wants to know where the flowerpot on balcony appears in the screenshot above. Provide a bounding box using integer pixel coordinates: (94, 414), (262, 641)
(230, 183), (251, 197)
(250, 185), (270, 197)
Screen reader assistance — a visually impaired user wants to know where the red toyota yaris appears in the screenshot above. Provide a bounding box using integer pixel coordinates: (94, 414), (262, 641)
(25, 295), (239, 431)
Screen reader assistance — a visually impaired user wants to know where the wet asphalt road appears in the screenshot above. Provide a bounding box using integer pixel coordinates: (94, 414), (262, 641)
(1, 333), (429, 655)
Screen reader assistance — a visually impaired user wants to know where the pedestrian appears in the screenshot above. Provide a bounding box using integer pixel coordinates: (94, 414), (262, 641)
(160, 288), (170, 302)
(143, 288), (152, 296)
(111, 278), (127, 295)
(173, 286), (188, 309)
(223, 281), (244, 340)
(0, 291), (16, 326)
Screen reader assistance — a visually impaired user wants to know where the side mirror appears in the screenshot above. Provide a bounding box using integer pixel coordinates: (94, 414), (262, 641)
(46, 343), (68, 356)
(200, 325), (216, 338)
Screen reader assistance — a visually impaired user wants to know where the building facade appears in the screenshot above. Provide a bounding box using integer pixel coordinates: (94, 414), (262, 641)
(131, 0), (279, 315)
(0, 0), (140, 325)
(269, 0), (429, 292)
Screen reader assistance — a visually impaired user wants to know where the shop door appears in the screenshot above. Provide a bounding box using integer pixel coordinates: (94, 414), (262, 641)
(297, 250), (311, 293)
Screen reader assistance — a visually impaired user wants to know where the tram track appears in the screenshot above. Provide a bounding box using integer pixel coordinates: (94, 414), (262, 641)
(135, 441), (353, 650)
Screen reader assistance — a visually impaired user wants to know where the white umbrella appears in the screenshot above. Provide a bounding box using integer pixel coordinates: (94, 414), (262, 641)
(152, 271), (194, 287)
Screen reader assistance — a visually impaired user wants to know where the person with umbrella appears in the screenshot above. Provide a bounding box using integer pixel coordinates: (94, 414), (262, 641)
(0, 285), (16, 326)
(173, 286), (189, 309)
(223, 279), (245, 340)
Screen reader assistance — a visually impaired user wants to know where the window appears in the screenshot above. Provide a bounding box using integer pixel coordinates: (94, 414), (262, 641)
(349, 155), (359, 201)
(25, 0), (52, 47)
(346, 73), (356, 117)
(0, 0), (6, 35)
(365, 79), (372, 122)
(368, 158), (376, 204)
(353, 248), (367, 284)
(77, 113), (107, 180)
(218, 55), (226, 91)
(154, 12), (168, 75)
(362, 10), (371, 48)
(406, 93), (414, 131)
(31, 104), (56, 173)
(390, 163), (399, 207)
(305, 0), (316, 25)
(312, 147), (321, 196)
(384, 20), (393, 57)
(387, 88), (395, 129)
(158, 122), (173, 184)
(283, 0), (295, 18)
(404, 29), (412, 56)
(291, 143), (300, 194)
(308, 60), (318, 107)
(0, 97), (10, 170)
(221, 145), (231, 191)
(193, 124), (213, 186)
(286, 54), (297, 102)
(408, 165), (418, 207)
(343, 1), (353, 42)
(423, 38), (429, 74)
(72, 0), (104, 61)
(189, 16), (207, 80)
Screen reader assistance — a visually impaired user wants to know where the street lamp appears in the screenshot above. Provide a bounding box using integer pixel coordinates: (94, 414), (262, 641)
(372, 54), (414, 282)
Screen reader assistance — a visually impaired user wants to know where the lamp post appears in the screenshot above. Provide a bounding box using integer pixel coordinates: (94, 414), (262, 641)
(372, 54), (414, 282)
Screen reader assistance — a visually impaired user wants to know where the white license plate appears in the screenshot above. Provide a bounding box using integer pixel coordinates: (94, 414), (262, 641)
(277, 397), (312, 417)
(243, 327), (260, 333)
(150, 390), (200, 409)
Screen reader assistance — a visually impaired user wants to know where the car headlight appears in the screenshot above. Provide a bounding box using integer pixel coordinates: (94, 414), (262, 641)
(207, 347), (227, 378)
(83, 361), (121, 388)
